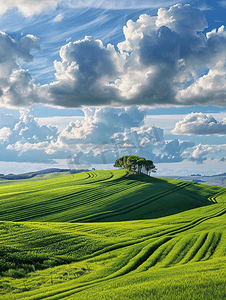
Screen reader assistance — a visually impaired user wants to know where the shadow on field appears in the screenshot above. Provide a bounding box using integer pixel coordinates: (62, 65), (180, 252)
(81, 173), (215, 223)
(0, 171), (218, 223)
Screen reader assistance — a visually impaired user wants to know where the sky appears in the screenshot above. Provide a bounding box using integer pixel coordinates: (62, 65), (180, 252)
(0, 0), (226, 176)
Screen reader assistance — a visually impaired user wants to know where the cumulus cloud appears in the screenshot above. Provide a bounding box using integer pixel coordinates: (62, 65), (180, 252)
(13, 109), (58, 141)
(0, 107), (154, 164)
(0, 107), (167, 165)
(156, 4), (207, 35)
(42, 4), (226, 108)
(53, 107), (200, 167)
(2, 4), (226, 108)
(0, 127), (12, 143)
(0, 108), (221, 166)
(59, 106), (146, 142)
(158, 139), (195, 163)
(176, 65), (226, 106)
(172, 113), (226, 135)
(0, 32), (41, 108)
(47, 36), (121, 107)
(0, 109), (60, 163)
(190, 143), (226, 163)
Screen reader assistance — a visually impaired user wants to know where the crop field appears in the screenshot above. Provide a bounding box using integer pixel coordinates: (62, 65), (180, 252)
(0, 170), (226, 299)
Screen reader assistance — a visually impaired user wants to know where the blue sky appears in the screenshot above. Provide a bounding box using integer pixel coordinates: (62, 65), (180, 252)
(0, 0), (226, 175)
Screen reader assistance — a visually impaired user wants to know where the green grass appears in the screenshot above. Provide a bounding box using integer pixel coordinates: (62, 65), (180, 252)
(0, 170), (226, 299)
(0, 169), (224, 223)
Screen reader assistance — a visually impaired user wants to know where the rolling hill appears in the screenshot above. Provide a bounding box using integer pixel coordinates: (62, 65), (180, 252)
(0, 170), (226, 299)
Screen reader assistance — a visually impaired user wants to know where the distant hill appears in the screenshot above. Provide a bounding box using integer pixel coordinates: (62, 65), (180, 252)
(214, 172), (226, 177)
(160, 173), (226, 187)
(0, 168), (90, 180)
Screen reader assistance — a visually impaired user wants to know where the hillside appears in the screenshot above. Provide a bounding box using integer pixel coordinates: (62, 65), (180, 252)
(0, 170), (226, 299)
(0, 169), (224, 222)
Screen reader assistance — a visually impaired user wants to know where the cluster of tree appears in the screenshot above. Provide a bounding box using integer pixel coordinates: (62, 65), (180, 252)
(114, 155), (156, 175)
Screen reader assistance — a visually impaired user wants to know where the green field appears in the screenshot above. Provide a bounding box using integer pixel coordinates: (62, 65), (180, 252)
(0, 169), (226, 299)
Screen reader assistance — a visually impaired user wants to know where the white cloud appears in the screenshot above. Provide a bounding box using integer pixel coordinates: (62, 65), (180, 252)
(145, 114), (187, 134)
(52, 13), (64, 23)
(58, 106), (147, 147)
(158, 139), (195, 163)
(0, 109), (60, 162)
(0, 108), (223, 166)
(0, 0), (60, 17)
(0, 127), (12, 143)
(190, 143), (226, 163)
(0, 107), (154, 164)
(172, 113), (226, 135)
(156, 4), (208, 35)
(64, 0), (182, 10)
(37, 116), (84, 132)
(0, 32), (40, 108)
(176, 66), (226, 106)
(2, 4), (226, 108)
(0, 0), (180, 17)
(43, 4), (226, 108)
(7, 140), (49, 152)
(46, 36), (121, 107)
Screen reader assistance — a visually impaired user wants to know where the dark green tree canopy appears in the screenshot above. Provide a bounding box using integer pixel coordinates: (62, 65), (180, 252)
(114, 155), (156, 175)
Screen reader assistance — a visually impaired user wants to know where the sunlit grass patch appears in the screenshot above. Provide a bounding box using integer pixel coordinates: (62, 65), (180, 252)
(0, 170), (226, 299)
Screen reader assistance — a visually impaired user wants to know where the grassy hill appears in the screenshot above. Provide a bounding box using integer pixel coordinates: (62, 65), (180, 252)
(0, 170), (226, 299)
(0, 169), (224, 222)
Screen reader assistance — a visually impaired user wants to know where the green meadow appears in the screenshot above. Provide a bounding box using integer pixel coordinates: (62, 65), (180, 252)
(0, 169), (226, 299)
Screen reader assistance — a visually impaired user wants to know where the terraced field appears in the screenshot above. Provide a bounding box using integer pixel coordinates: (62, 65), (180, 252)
(0, 170), (226, 299)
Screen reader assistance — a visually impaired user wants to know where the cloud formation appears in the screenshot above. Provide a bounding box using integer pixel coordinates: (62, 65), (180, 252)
(43, 4), (226, 107)
(55, 106), (159, 165)
(66, 0), (180, 10)
(190, 143), (226, 163)
(0, 32), (40, 108)
(47, 36), (121, 107)
(2, 4), (226, 108)
(1, 109), (59, 163)
(0, 108), (222, 166)
(0, 107), (153, 163)
(0, 0), (60, 17)
(172, 113), (226, 135)
(0, 127), (12, 143)
(0, 0), (181, 16)
(160, 139), (195, 162)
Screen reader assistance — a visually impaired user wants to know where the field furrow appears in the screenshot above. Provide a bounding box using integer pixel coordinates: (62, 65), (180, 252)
(1, 170), (226, 300)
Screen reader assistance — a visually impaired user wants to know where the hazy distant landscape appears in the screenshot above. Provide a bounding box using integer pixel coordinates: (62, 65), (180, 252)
(158, 173), (226, 187)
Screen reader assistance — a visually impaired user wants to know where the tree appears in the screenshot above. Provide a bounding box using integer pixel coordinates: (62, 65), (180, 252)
(114, 155), (156, 175)
(143, 160), (156, 175)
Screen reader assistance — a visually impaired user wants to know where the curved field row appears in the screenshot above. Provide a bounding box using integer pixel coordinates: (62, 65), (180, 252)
(1, 171), (226, 299)
(0, 171), (222, 223)
(1, 203), (226, 300)
(210, 189), (226, 203)
(0, 170), (121, 196)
